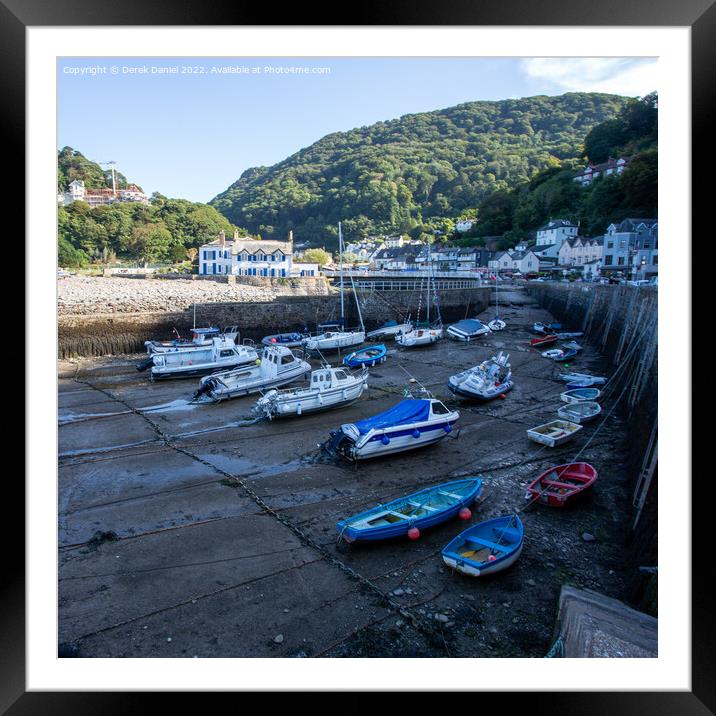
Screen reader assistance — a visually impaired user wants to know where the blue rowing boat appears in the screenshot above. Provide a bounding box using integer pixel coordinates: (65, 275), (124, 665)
(336, 478), (483, 543)
(342, 344), (388, 368)
(442, 514), (524, 577)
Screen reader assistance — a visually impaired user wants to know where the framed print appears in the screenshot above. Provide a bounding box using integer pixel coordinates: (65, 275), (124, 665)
(9, 0), (708, 708)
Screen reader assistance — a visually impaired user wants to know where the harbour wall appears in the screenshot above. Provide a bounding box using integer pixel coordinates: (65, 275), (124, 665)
(58, 286), (490, 358)
(526, 283), (658, 614)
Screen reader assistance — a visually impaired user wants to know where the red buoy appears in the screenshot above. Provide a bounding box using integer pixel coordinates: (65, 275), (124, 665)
(407, 527), (421, 540)
(271, 337), (277, 343)
(458, 507), (472, 520)
(499, 393), (507, 400)
(488, 554), (497, 562)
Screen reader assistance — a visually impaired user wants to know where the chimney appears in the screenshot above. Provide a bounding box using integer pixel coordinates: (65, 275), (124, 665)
(288, 230), (293, 244)
(219, 230), (226, 246)
(233, 229), (239, 241)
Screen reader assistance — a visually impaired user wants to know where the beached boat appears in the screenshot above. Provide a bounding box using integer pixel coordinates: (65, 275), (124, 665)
(441, 515), (524, 577)
(342, 344), (387, 368)
(487, 274), (506, 332)
(558, 372), (607, 385)
(447, 318), (491, 342)
(149, 337), (258, 381)
(252, 365), (368, 419)
(192, 344), (311, 402)
(336, 478), (483, 544)
(561, 340), (583, 352)
(138, 326), (241, 371)
(366, 320), (413, 340)
(542, 348), (578, 362)
(325, 398), (459, 461)
(524, 462), (598, 507)
(532, 322), (547, 334)
(395, 324), (443, 347)
(526, 419), (583, 447)
(557, 401), (602, 423)
(560, 388), (601, 404)
(555, 332), (584, 340)
(529, 334), (558, 348)
(261, 326), (309, 348)
(447, 351), (514, 401)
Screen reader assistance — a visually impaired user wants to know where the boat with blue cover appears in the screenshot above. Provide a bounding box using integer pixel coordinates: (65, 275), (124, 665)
(262, 325), (309, 348)
(442, 514), (524, 577)
(447, 318), (490, 342)
(342, 344), (387, 368)
(325, 398), (459, 461)
(336, 478), (483, 544)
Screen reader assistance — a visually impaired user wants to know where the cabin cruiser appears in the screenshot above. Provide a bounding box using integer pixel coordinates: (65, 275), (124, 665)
(149, 336), (258, 381)
(395, 323), (442, 347)
(325, 398), (459, 461)
(446, 318), (490, 342)
(252, 365), (369, 419)
(145, 326), (239, 354)
(366, 320), (413, 340)
(447, 351), (514, 401)
(193, 345), (311, 402)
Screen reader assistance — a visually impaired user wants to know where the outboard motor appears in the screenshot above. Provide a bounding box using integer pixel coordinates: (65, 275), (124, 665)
(136, 356), (154, 372)
(192, 378), (216, 402)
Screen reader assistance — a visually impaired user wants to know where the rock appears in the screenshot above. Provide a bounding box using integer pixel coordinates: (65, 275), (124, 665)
(581, 532), (596, 542)
(434, 614), (449, 623)
(527, 579), (536, 586)
(273, 634), (284, 644)
(392, 588), (405, 596)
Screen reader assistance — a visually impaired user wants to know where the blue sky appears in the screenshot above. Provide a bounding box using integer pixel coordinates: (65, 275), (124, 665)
(57, 57), (657, 204)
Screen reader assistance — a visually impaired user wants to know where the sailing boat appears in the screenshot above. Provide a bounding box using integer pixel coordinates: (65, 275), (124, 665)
(487, 272), (506, 331)
(304, 222), (365, 352)
(396, 263), (443, 347)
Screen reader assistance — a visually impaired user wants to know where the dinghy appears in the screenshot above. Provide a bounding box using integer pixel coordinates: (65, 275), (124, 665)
(487, 274), (506, 332)
(555, 332), (584, 340)
(529, 334), (558, 348)
(542, 348), (578, 362)
(149, 337), (258, 381)
(395, 324), (443, 347)
(560, 388), (601, 404)
(342, 344), (387, 368)
(561, 340), (583, 352)
(261, 326), (309, 348)
(252, 365), (368, 419)
(192, 345), (310, 402)
(336, 478), (483, 544)
(325, 398), (459, 461)
(442, 515), (524, 577)
(557, 401), (601, 423)
(524, 462), (598, 507)
(366, 320), (412, 340)
(526, 419), (583, 447)
(447, 318), (490, 342)
(533, 322), (547, 334)
(448, 351), (514, 401)
(558, 372), (607, 385)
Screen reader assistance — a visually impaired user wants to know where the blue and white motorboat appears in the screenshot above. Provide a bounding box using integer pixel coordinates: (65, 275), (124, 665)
(325, 398), (459, 461)
(442, 515), (524, 577)
(336, 478), (483, 543)
(446, 318), (490, 342)
(448, 351), (514, 401)
(342, 344), (387, 368)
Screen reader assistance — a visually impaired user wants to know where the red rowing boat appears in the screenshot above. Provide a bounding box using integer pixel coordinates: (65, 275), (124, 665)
(529, 334), (558, 347)
(524, 462), (598, 507)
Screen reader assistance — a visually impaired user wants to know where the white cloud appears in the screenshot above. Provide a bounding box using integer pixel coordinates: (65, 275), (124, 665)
(521, 58), (658, 96)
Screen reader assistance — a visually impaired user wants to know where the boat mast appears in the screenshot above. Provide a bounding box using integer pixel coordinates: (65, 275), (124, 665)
(349, 273), (365, 332)
(193, 302), (196, 329)
(426, 259), (431, 324)
(338, 222), (345, 326)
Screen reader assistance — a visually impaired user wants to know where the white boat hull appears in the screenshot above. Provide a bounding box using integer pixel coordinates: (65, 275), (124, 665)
(366, 323), (412, 340)
(487, 319), (506, 332)
(395, 328), (442, 347)
(198, 361), (310, 401)
(304, 331), (365, 351)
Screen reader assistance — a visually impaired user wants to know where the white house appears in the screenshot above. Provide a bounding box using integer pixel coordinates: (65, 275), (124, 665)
(57, 178), (149, 207)
(558, 237), (604, 267)
(455, 218), (476, 233)
(489, 249), (540, 274)
(573, 157), (631, 187)
(535, 220), (579, 251)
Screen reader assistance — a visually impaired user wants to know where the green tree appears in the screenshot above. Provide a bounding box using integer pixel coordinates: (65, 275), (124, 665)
(301, 248), (332, 267)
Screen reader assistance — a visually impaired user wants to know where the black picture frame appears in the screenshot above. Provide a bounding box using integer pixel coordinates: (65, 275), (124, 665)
(7, 0), (707, 709)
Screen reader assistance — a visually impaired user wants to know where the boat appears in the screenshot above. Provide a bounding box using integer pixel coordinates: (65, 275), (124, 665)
(555, 332), (584, 339)
(366, 320), (413, 340)
(447, 351), (514, 401)
(561, 340), (583, 352)
(336, 478), (483, 544)
(342, 344), (387, 368)
(529, 334), (558, 348)
(533, 322), (563, 334)
(261, 325), (310, 348)
(138, 325), (240, 370)
(526, 419), (583, 447)
(557, 401), (602, 423)
(324, 398), (459, 461)
(441, 515), (524, 577)
(533, 322), (548, 334)
(487, 273), (506, 331)
(446, 318), (491, 342)
(560, 388), (601, 404)
(192, 344), (311, 402)
(149, 337), (259, 381)
(558, 372), (607, 385)
(304, 223), (365, 352)
(541, 348), (578, 362)
(252, 365), (368, 419)
(395, 269), (443, 348)
(524, 462), (598, 507)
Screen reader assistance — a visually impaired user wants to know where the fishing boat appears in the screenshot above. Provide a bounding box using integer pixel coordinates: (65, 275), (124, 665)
(558, 372), (607, 385)
(446, 318), (491, 342)
(336, 478), (483, 544)
(487, 273), (506, 331)
(441, 515), (524, 577)
(252, 365), (368, 419)
(261, 325), (309, 348)
(529, 334), (558, 348)
(366, 320), (413, 340)
(447, 351), (514, 401)
(325, 398), (459, 461)
(524, 462), (598, 507)
(557, 401), (602, 423)
(192, 344), (310, 402)
(526, 419), (583, 447)
(542, 348), (578, 362)
(560, 388), (601, 404)
(149, 337), (258, 381)
(342, 344), (387, 368)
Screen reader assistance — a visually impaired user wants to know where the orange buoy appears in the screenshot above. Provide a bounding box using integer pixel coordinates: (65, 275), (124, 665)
(499, 393), (507, 400)
(407, 527), (420, 540)
(458, 507), (472, 520)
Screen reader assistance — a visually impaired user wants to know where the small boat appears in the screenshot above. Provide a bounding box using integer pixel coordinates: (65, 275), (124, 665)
(526, 419), (583, 447)
(149, 337), (259, 381)
(558, 372), (606, 385)
(561, 341), (583, 352)
(325, 398), (459, 461)
(336, 478), (483, 543)
(557, 401), (602, 423)
(366, 320), (413, 340)
(252, 365), (368, 419)
(441, 515), (524, 577)
(395, 324), (443, 347)
(555, 332), (583, 339)
(193, 345), (311, 402)
(542, 348), (578, 362)
(560, 388), (601, 404)
(532, 322), (548, 334)
(262, 326), (309, 348)
(447, 318), (490, 342)
(524, 462), (598, 507)
(488, 274), (506, 331)
(530, 334), (558, 348)
(448, 351), (514, 401)
(342, 344), (387, 368)
(138, 326), (240, 371)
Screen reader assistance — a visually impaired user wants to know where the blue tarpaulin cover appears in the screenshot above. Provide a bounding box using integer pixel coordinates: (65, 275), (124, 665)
(451, 319), (485, 333)
(351, 399), (432, 435)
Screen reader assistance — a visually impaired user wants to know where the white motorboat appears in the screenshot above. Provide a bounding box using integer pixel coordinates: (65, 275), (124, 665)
(252, 365), (368, 419)
(447, 351), (514, 401)
(193, 344), (311, 402)
(446, 318), (491, 342)
(487, 273), (506, 332)
(396, 324), (443, 347)
(526, 419), (583, 447)
(149, 336), (258, 381)
(325, 398), (459, 461)
(366, 320), (413, 340)
(145, 326), (239, 355)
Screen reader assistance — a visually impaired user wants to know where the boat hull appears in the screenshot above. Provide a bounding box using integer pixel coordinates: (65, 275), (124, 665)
(151, 355), (257, 380)
(304, 331), (365, 352)
(526, 420), (583, 447)
(525, 462), (598, 507)
(560, 388), (601, 404)
(448, 379), (514, 401)
(557, 402), (601, 423)
(199, 363), (311, 401)
(443, 542), (523, 576)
